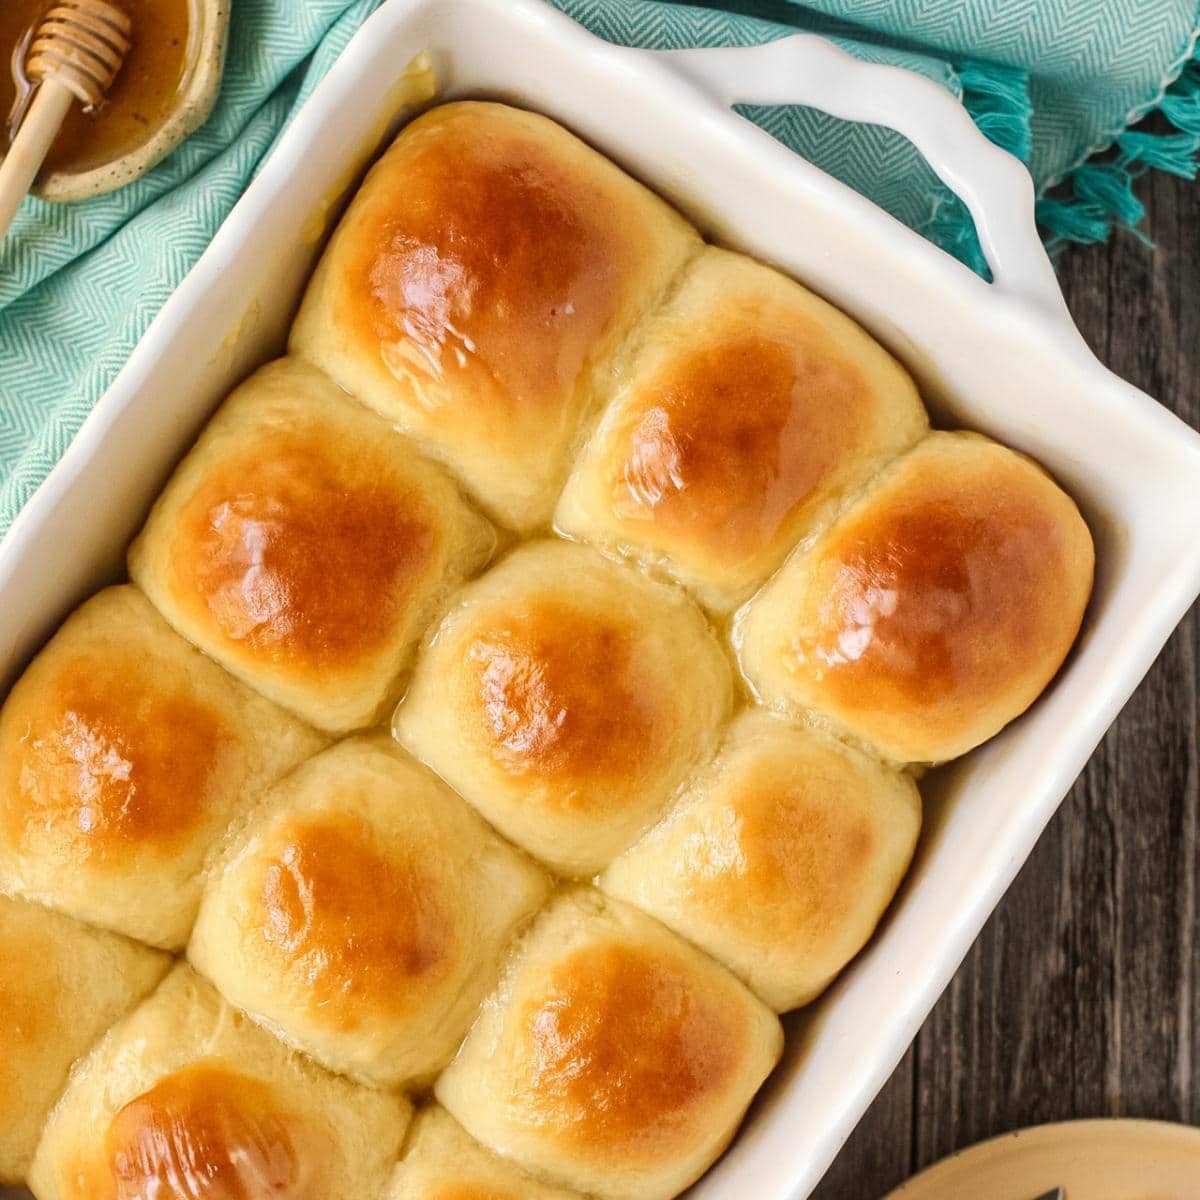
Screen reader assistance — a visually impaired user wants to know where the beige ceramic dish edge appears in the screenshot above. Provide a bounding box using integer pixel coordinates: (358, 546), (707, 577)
(34, 0), (229, 200)
(3, 1), (1200, 1198)
(886, 1119), (1200, 1200)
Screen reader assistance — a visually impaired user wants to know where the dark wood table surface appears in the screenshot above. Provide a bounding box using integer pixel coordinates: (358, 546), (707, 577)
(812, 161), (1200, 1198)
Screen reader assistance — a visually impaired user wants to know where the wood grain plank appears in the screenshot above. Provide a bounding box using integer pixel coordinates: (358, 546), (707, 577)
(811, 163), (1198, 1197)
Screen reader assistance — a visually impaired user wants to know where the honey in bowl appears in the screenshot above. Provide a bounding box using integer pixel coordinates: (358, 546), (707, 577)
(1, 0), (193, 178)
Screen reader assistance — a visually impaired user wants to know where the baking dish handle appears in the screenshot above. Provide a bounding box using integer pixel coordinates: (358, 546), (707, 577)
(655, 36), (1072, 328)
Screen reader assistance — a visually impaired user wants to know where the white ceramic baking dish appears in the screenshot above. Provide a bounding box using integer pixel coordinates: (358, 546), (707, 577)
(2, 1), (1199, 1197)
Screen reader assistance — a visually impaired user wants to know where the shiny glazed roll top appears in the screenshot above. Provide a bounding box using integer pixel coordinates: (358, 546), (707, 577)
(557, 247), (928, 610)
(0, 895), (168, 1185)
(737, 432), (1095, 763)
(189, 735), (549, 1088)
(0, 585), (325, 949)
(603, 710), (921, 1011)
(388, 1106), (586, 1200)
(130, 357), (495, 732)
(436, 888), (783, 1200)
(394, 539), (733, 875)
(290, 101), (701, 532)
(29, 965), (411, 1200)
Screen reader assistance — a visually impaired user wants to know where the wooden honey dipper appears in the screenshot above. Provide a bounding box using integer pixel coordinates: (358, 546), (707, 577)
(0, 0), (132, 240)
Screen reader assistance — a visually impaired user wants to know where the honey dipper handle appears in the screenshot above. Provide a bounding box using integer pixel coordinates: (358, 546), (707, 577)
(0, 77), (76, 242)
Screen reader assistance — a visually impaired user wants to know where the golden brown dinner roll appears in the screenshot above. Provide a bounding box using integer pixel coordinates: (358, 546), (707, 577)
(737, 431), (1095, 763)
(557, 247), (928, 610)
(0, 895), (168, 1185)
(437, 888), (782, 1200)
(29, 964), (411, 1200)
(388, 1106), (586, 1200)
(290, 101), (700, 532)
(394, 540), (732, 875)
(189, 735), (549, 1088)
(603, 710), (921, 1011)
(0, 585), (323, 949)
(130, 357), (495, 733)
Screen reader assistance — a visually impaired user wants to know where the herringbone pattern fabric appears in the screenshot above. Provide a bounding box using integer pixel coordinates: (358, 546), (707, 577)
(1, 0), (1197, 539)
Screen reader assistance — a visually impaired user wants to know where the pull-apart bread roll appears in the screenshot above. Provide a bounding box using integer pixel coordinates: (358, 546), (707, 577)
(395, 540), (733, 875)
(603, 711), (921, 1011)
(558, 248), (928, 610)
(389, 1106), (586, 1200)
(738, 432), (1094, 763)
(0, 895), (168, 1184)
(189, 735), (549, 1088)
(130, 357), (494, 733)
(30, 965), (411, 1200)
(437, 889), (782, 1200)
(290, 101), (700, 531)
(0, 585), (323, 949)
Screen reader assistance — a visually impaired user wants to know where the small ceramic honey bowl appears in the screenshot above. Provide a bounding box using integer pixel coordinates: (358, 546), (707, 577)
(0, 0), (229, 201)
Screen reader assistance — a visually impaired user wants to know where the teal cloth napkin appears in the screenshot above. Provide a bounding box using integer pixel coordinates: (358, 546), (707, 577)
(2, 0), (1198, 537)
